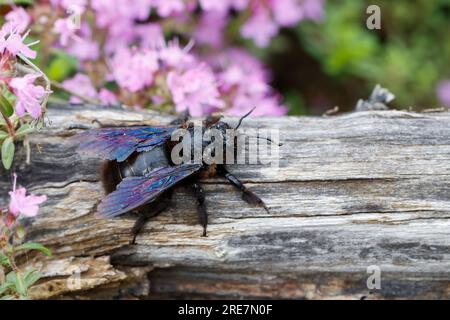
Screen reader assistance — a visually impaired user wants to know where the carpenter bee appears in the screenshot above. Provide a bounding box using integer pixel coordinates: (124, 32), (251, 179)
(72, 108), (276, 243)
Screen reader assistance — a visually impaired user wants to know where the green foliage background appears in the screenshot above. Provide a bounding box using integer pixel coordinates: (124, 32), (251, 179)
(268, 0), (450, 114)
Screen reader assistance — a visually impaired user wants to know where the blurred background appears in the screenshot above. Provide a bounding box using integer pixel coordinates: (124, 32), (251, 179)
(1, 0), (450, 117)
(266, 0), (450, 114)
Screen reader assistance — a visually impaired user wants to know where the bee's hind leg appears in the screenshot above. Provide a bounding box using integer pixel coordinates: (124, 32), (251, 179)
(219, 167), (269, 213)
(130, 191), (172, 244)
(192, 182), (208, 237)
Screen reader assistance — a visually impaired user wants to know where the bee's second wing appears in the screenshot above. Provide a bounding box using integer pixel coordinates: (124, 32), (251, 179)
(96, 164), (202, 218)
(72, 126), (177, 162)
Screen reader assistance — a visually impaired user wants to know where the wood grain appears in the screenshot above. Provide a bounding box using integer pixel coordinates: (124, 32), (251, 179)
(1, 104), (450, 299)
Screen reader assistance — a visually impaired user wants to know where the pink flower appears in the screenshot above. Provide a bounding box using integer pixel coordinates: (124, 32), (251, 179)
(199, 0), (230, 12)
(167, 63), (224, 116)
(9, 174), (47, 218)
(53, 17), (80, 47)
(229, 0), (250, 10)
(272, 0), (304, 26)
(51, 0), (87, 10)
(194, 11), (228, 48)
(92, 0), (152, 34)
(198, 0), (249, 11)
(220, 65), (244, 86)
(211, 49), (287, 116)
(104, 20), (136, 54)
(151, 95), (165, 105)
(152, 0), (185, 17)
(302, 0), (325, 21)
(62, 73), (98, 103)
(228, 95), (287, 117)
(437, 80), (450, 107)
(132, 0), (155, 20)
(67, 37), (100, 61)
(252, 96), (288, 116)
(216, 49), (270, 98)
(110, 48), (159, 92)
(10, 74), (48, 119)
(159, 39), (195, 68)
(137, 23), (165, 49)
(241, 9), (278, 47)
(5, 7), (31, 33)
(0, 26), (37, 59)
(65, 23), (99, 61)
(99, 88), (117, 105)
(91, 0), (123, 28)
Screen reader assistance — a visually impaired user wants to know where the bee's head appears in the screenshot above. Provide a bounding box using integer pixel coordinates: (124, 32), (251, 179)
(204, 107), (255, 133)
(206, 107), (255, 147)
(204, 108), (255, 159)
(199, 107), (280, 165)
(207, 121), (233, 157)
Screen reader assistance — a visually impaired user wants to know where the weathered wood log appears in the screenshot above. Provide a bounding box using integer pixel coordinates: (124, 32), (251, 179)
(1, 104), (450, 299)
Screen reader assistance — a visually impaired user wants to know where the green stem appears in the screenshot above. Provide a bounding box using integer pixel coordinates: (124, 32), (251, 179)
(0, 109), (15, 137)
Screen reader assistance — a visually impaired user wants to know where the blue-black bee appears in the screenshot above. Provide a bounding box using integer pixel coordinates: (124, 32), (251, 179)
(73, 109), (275, 243)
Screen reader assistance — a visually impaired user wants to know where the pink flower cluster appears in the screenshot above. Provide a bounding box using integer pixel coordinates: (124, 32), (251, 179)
(0, 8), (48, 119)
(62, 74), (116, 105)
(9, 0), (325, 117)
(168, 63), (224, 116)
(199, 0), (325, 47)
(214, 49), (287, 116)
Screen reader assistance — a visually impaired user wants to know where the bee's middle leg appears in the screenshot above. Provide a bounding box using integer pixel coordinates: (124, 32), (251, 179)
(131, 190), (172, 244)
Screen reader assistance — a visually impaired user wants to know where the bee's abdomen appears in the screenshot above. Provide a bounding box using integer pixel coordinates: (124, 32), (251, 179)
(118, 145), (169, 178)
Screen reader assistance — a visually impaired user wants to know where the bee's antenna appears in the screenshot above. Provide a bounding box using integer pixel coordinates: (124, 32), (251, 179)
(235, 107), (256, 130)
(245, 135), (283, 146)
